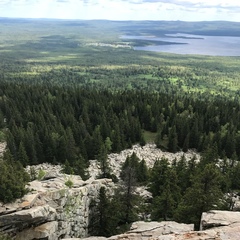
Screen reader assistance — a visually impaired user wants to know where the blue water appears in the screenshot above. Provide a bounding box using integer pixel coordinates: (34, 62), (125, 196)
(121, 33), (240, 56)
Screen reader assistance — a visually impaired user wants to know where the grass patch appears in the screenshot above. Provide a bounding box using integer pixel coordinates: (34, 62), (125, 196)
(143, 131), (157, 143)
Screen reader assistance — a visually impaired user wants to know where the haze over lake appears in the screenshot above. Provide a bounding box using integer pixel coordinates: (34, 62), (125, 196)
(122, 33), (240, 56)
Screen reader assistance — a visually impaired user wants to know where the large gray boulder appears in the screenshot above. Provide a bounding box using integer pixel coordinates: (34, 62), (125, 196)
(0, 205), (56, 231)
(64, 221), (194, 240)
(16, 221), (58, 240)
(0, 163), (115, 239)
(129, 221), (194, 237)
(63, 211), (240, 240)
(200, 210), (240, 230)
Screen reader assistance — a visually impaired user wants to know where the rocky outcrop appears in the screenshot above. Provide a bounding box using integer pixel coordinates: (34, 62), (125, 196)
(62, 211), (240, 240)
(0, 144), (200, 240)
(0, 165), (114, 239)
(88, 144), (200, 179)
(62, 221), (194, 240)
(4, 144), (238, 240)
(0, 205), (56, 232)
(200, 210), (240, 230)
(16, 221), (58, 240)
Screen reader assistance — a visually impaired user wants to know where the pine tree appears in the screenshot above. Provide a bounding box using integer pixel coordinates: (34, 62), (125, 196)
(119, 166), (139, 224)
(0, 150), (29, 203)
(62, 160), (74, 175)
(88, 187), (110, 236)
(89, 187), (120, 237)
(168, 126), (178, 153)
(97, 144), (111, 179)
(189, 119), (199, 149)
(92, 125), (103, 158)
(73, 154), (89, 180)
(149, 158), (170, 197)
(104, 137), (112, 153)
(137, 159), (148, 183)
(175, 164), (223, 229)
(182, 133), (190, 152)
(151, 169), (181, 221)
(155, 127), (162, 149)
(17, 141), (29, 167)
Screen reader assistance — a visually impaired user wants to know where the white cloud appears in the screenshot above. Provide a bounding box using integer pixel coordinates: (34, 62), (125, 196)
(0, 0), (240, 21)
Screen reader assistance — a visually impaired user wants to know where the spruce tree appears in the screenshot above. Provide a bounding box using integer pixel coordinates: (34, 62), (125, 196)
(168, 126), (178, 153)
(175, 164), (223, 229)
(0, 150), (29, 203)
(97, 144), (111, 179)
(17, 141), (29, 167)
(151, 169), (181, 221)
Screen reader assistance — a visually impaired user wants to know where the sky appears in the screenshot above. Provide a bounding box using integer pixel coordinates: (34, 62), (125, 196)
(0, 0), (240, 22)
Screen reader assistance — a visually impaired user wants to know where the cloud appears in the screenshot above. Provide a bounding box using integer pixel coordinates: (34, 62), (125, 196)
(0, 0), (240, 21)
(124, 0), (240, 10)
(126, 0), (240, 20)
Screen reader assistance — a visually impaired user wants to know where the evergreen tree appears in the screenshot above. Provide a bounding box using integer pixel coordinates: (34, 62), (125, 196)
(175, 164), (223, 229)
(155, 128), (162, 149)
(89, 187), (113, 237)
(62, 160), (74, 175)
(199, 143), (219, 169)
(137, 159), (148, 183)
(17, 141), (29, 167)
(230, 162), (240, 190)
(104, 137), (112, 153)
(119, 160), (139, 224)
(149, 158), (170, 197)
(72, 154), (89, 180)
(173, 155), (189, 194)
(92, 125), (103, 158)
(189, 118), (200, 149)
(151, 169), (181, 221)
(168, 126), (178, 153)
(182, 133), (190, 152)
(97, 144), (111, 179)
(0, 150), (30, 203)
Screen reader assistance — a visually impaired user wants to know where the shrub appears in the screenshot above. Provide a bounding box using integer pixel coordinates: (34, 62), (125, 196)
(0, 150), (30, 203)
(37, 169), (46, 180)
(65, 179), (73, 188)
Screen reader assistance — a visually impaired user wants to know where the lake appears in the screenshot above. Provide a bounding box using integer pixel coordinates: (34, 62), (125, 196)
(121, 33), (240, 56)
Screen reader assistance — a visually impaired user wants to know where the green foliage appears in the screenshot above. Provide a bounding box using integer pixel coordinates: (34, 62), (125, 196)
(89, 187), (120, 237)
(151, 168), (181, 221)
(118, 154), (144, 224)
(168, 126), (178, 153)
(0, 150), (30, 203)
(155, 129), (162, 148)
(62, 160), (74, 175)
(29, 166), (37, 181)
(17, 141), (29, 167)
(65, 179), (74, 188)
(0, 131), (5, 142)
(1, 18), (240, 230)
(62, 157), (89, 181)
(137, 159), (149, 183)
(105, 137), (112, 153)
(97, 145), (111, 178)
(174, 164), (223, 229)
(229, 162), (240, 190)
(149, 158), (170, 197)
(37, 169), (46, 180)
(121, 153), (149, 184)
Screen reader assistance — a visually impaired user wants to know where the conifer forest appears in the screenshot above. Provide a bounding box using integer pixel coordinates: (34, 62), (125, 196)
(1, 19), (240, 233)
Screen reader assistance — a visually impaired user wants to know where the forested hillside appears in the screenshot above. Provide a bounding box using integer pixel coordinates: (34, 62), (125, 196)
(1, 19), (240, 234)
(1, 83), (240, 167)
